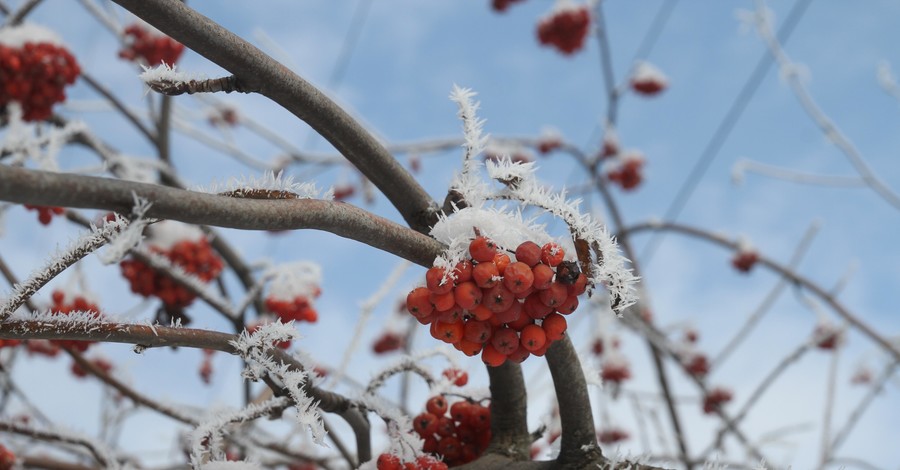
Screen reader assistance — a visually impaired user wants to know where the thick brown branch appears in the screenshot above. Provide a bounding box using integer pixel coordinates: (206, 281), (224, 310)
(110, 0), (439, 232)
(544, 336), (602, 466)
(485, 361), (530, 459)
(0, 166), (444, 267)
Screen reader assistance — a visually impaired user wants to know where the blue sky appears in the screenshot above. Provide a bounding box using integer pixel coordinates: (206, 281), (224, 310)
(2, 1), (900, 468)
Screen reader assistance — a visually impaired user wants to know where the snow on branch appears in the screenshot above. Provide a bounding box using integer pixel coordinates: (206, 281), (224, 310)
(0, 216), (124, 321)
(98, 192), (154, 265)
(140, 64), (254, 96)
(189, 397), (290, 468)
(358, 393), (424, 464)
(204, 170), (333, 201)
(229, 322), (328, 447)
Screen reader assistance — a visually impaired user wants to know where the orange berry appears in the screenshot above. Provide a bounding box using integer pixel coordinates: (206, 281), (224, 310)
(484, 284), (515, 313)
(556, 295), (579, 315)
(520, 324), (547, 351)
(524, 292), (553, 319)
(464, 320), (493, 344)
(507, 310), (533, 331)
(453, 259), (473, 283)
(453, 281), (482, 310)
(426, 266), (453, 294)
(539, 282), (568, 308)
(469, 236), (499, 262)
(481, 343), (506, 367)
(493, 253), (511, 274)
(542, 313), (568, 340)
(491, 328), (520, 355)
(514, 241), (542, 267)
(540, 242), (565, 267)
(429, 291), (456, 312)
(457, 338), (483, 356)
(508, 344), (531, 363)
(532, 264), (555, 290)
(502, 262), (534, 294)
(433, 320), (464, 343)
(493, 300), (523, 324)
(406, 287), (434, 317)
(472, 262), (500, 288)
(471, 304), (493, 321)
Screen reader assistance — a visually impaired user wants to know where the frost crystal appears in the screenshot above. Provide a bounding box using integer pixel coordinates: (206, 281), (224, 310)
(229, 322), (328, 447)
(98, 193), (153, 265)
(139, 63), (204, 88)
(203, 170), (332, 200)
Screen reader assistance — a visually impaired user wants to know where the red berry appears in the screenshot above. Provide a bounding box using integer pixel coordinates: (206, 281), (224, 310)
(481, 343), (506, 367)
(538, 282), (568, 308)
(493, 253), (511, 274)
(472, 262), (500, 288)
(491, 328), (520, 355)
(542, 313), (567, 341)
(540, 242), (565, 267)
(453, 281), (482, 310)
(514, 241), (542, 266)
(531, 263), (555, 290)
(443, 368), (469, 386)
(484, 284), (515, 313)
(469, 236), (498, 263)
(426, 266), (453, 294)
(520, 324), (547, 352)
(464, 320), (493, 344)
(406, 287), (434, 318)
(503, 262), (535, 294)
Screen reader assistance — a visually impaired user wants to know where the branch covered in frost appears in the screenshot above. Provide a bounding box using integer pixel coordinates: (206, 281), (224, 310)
(0, 166), (444, 267)
(487, 159), (638, 313)
(0, 420), (120, 469)
(111, 0), (439, 232)
(448, 85), (491, 206)
(190, 397), (290, 468)
(141, 64), (254, 96)
(620, 220), (900, 363)
(0, 215), (125, 321)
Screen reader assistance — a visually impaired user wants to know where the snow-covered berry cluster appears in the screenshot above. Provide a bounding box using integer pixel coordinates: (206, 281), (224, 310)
(605, 151), (645, 191)
(48, 289), (101, 352)
(413, 397), (491, 466)
(120, 222), (223, 308)
(264, 261), (322, 323)
(731, 243), (758, 273)
(23, 205), (65, 225)
(407, 235), (586, 367)
(630, 61), (669, 96)
(703, 387), (733, 415)
(119, 23), (184, 66)
(537, 4), (591, 55)
(0, 25), (80, 121)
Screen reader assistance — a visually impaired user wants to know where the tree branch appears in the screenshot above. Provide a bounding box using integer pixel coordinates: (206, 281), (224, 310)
(0, 166), (444, 267)
(109, 0), (439, 232)
(485, 361), (530, 460)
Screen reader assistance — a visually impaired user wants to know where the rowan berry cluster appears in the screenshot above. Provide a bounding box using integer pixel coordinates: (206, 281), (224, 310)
(0, 339), (19, 349)
(23, 205), (65, 225)
(731, 250), (758, 273)
(413, 396), (491, 466)
(537, 6), (591, 55)
(407, 236), (587, 367)
(606, 152), (645, 191)
(684, 353), (710, 378)
(120, 237), (223, 308)
(375, 453), (447, 470)
(703, 387), (733, 415)
(372, 331), (404, 354)
(264, 294), (319, 323)
(813, 322), (843, 350)
(0, 41), (79, 121)
(49, 289), (100, 352)
(0, 443), (14, 470)
(630, 62), (669, 96)
(119, 23), (184, 66)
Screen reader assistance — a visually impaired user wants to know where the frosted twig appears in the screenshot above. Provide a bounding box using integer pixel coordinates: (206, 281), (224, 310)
(0, 420), (121, 468)
(189, 397), (290, 468)
(141, 64), (255, 96)
(0, 216), (125, 321)
(752, 0), (900, 210)
(330, 261), (410, 389)
(819, 343), (841, 467)
(732, 158), (866, 188)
